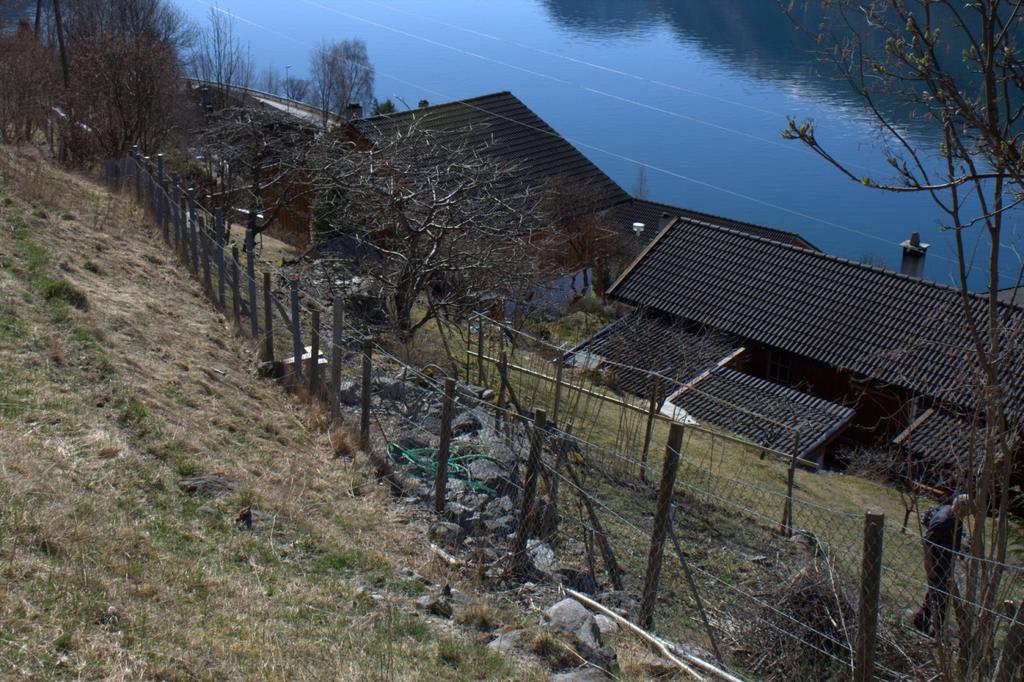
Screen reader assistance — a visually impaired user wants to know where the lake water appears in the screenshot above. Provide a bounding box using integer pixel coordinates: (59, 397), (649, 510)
(175, 0), (1021, 289)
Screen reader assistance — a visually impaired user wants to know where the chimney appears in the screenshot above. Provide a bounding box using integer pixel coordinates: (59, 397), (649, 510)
(899, 232), (929, 278)
(632, 222), (645, 238)
(658, 212), (673, 232)
(346, 102), (363, 119)
(418, 99), (430, 109)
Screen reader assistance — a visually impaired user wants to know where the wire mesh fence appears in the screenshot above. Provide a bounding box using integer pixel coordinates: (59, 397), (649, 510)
(103, 151), (1024, 681)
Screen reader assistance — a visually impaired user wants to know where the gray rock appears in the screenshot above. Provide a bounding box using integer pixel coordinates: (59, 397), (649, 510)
(337, 380), (361, 406)
(487, 628), (523, 654)
(487, 495), (515, 516)
(483, 514), (515, 536)
(428, 521), (465, 548)
(467, 458), (513, 495)
(445, 479), (469, 498)
(593, 614), (618, 636)
(451, 412), (483, 437)
(546, 598), (603, 657)
(528, 539), (558, 576)
(550, 670), (609, 681)
(178, 474), (237, 498)
(415, 595), (453, 619)
(375, 376), (407, 402)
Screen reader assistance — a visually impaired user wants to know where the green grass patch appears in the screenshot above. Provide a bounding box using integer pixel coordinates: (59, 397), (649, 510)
(117, 397), (149, 429)
(40, 276), (88, 310)
(313, 547), (391, 579)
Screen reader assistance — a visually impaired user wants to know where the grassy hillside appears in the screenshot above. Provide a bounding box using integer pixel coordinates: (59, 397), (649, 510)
(0, 148), (540, 680)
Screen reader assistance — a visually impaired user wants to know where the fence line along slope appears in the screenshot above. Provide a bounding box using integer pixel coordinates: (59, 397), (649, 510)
(0, 147), (545, 680)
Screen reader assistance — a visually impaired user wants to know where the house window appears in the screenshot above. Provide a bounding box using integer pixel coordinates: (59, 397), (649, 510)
(768, 351), (792, 385)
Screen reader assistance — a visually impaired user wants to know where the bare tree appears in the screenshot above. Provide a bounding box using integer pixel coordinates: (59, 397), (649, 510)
(538, 175), (627, 289)
(259, 66), (281, 95)
(283, 76), (310, 103)
(191, 7), (253, 107)
(0, 21), (58, 143)
(308, 119), (544, 340)
(195, 107), (318, 235)
(309, 38), (374, 126)
(62, 0), (195, 52)
(783, 2), (1024, 679)
(62, 31), (184, 160)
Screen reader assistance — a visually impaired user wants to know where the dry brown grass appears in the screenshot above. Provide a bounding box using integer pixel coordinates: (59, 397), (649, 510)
(0, 147), (538, 681)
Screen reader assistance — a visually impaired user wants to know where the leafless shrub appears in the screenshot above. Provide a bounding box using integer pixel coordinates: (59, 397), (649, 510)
(0, 22), (58, 143)
(308, 117), (545, 341)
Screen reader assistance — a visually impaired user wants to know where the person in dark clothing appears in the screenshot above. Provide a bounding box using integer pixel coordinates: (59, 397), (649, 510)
(911, 494), (972, 636)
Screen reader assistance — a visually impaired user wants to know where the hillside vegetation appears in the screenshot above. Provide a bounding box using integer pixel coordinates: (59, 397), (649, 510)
(0, 147), (542, 680)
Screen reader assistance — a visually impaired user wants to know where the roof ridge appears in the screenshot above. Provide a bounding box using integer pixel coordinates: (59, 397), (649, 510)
(622, 197), (806, 242)
(676, 217), (1007, 304)
(352, 91), (517, 124)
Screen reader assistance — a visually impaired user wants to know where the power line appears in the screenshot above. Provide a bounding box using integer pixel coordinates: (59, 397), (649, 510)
(200, 0), (1019, 281)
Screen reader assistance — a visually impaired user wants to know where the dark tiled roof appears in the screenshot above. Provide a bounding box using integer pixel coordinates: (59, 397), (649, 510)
(893, 408), (986, 487)
(669, 367), (855, 458)
(351, 92), (628, 208)
(607, 198), (815, 248)
(565, 310), (741, 402)
(609, 218), (1024, 416)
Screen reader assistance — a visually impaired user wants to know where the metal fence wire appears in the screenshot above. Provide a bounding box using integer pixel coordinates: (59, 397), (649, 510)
(103, 151), (1024, 682)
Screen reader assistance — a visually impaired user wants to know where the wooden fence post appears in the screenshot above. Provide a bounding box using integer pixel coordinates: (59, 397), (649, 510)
(511, 409), (547, 579)
(360, 339), (372, 451)
(476, 321), (486, 386)
(187, 188), (199, 275)
(330, 303), (344, 423)
(496, 350), (508, 415)
(155, 153), (165, 231)
(132, 146), (140, 200)
(854, 509), (884, 682)
(161, 178), (170, 243)
(230, 246), (241, 328)
(262, 271), (275, 364)
(782, 430), (802, 537)
(434, 378), (456, 515)
(639, 421), (684, 630)
(640, 376), (659, 483)
(170, 174), (181, 252)
(201, 211), (213, 299)
(552, 361), (564, 427)
(145, 159), (153, 214)
(290, 277), (302, 379)
(245, 227), (259, 337)
(215, 208), (226, 311)
(309, 309), (320, 395)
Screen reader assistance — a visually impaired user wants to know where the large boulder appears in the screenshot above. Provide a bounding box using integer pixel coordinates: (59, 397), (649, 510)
(545, 598), (616, 669)
(428, 521), (465, 548)
(467, 458), (515, 496)
(451, 410), (484, 438)
(546, 599), (600, 652)
(337, 380), (361, 406)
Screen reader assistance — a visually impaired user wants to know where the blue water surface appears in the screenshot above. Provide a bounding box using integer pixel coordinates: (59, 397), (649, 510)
(175, 0), (1023, 290)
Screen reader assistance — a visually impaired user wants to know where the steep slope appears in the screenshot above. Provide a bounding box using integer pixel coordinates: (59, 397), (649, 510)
(0, 147), (541, 680)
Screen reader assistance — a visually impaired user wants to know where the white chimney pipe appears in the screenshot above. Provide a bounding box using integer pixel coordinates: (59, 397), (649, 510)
(899, 232), (929, 278)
